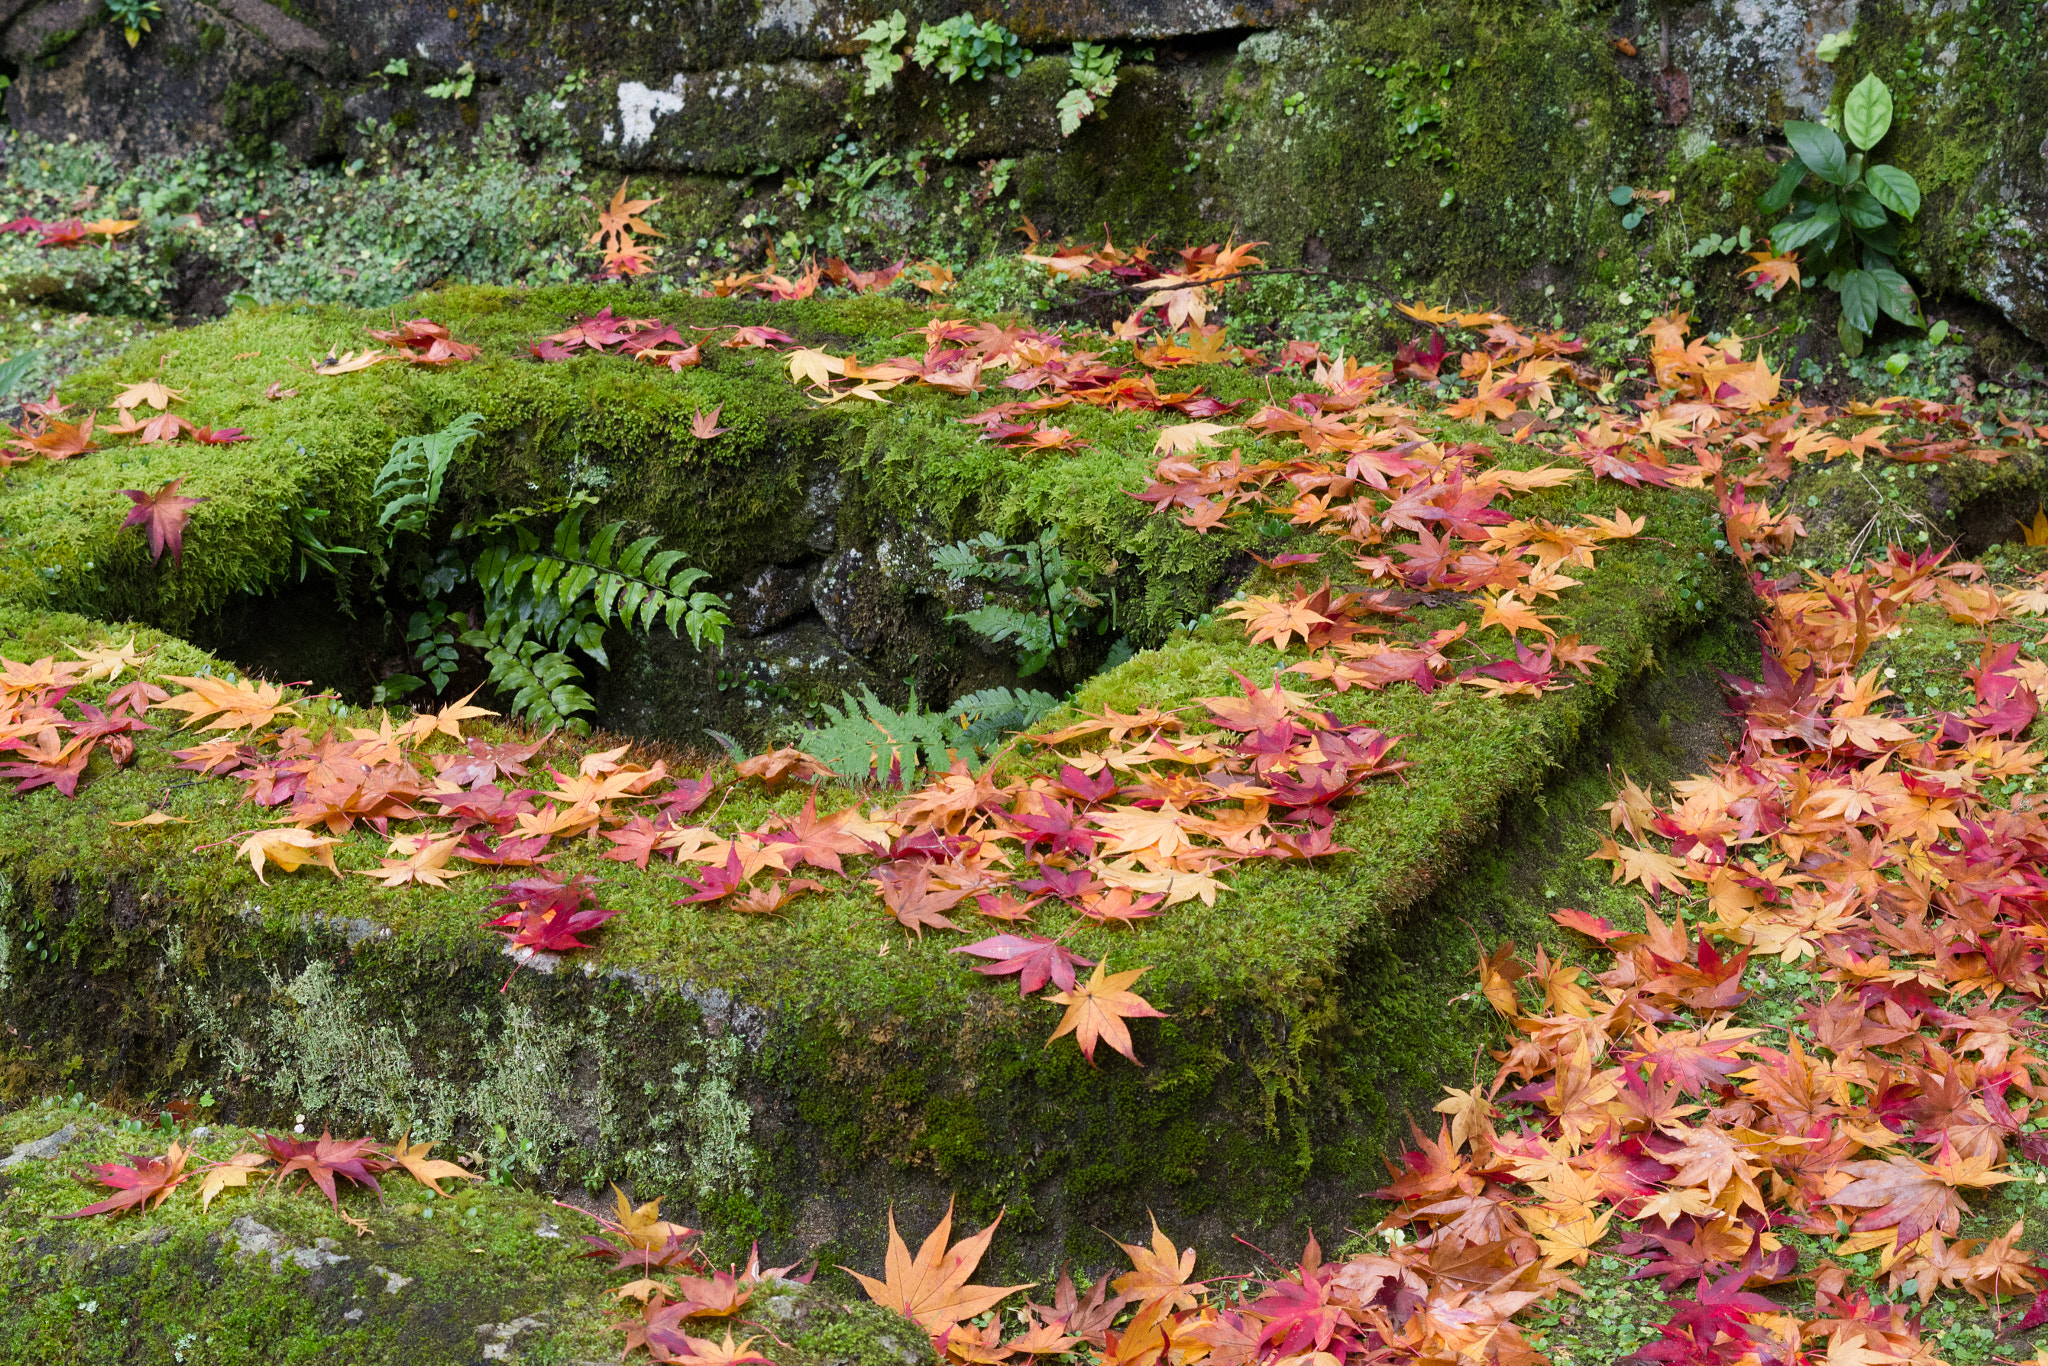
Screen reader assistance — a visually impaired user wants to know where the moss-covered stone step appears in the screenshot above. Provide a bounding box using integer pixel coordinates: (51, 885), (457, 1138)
(0, 442), (1747, 1274)
(12, 285), (1265, 744)
(0, 1098), (937, 1366)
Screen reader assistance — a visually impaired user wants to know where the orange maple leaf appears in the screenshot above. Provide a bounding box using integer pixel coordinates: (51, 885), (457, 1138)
(1045, 963), (1167, 1067)
(840, 1199), (1033, 1336)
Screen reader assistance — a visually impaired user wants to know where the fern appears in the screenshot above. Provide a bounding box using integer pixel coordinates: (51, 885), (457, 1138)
(936, 528), (1110, 682)
(950, 603), (1057, 671)
(368, 414), (729, 734)
(800, 685), (1061, 787)
(374, 410), (485, 533)
(475, 638), (595, 734)
(459, 507), (729, 733)
(948, 686), (1062, 751)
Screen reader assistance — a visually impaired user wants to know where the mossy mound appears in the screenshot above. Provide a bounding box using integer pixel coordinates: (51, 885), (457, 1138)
(8, 285), (1277, 741)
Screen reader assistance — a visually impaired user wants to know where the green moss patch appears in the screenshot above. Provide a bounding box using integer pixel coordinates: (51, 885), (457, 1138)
(0, 1098), (934, 1365)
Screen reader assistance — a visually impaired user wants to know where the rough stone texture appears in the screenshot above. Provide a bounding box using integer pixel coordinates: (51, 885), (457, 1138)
(0, 1121), (73, 1170)
(731, 559), (820, 636)
(1, 0), (2043, 343)
(1675, 0), (1860, 129)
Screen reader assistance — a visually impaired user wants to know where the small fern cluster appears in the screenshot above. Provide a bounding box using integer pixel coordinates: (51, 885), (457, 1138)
(799, 685), (1060, 787)
(461, 508), (729, 731)
(935, 529), (1123, 684)
(366, 411), (728, 732)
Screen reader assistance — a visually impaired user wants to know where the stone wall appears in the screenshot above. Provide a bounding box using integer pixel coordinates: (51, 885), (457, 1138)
(0, 0), (2042, 345)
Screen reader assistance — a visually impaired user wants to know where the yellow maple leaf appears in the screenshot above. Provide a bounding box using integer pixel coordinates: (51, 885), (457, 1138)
(238, 828), (343, 884)
(1152, 422), (1236, 457)
(67, 635), (152, 683)
(352, 836), (467, 889)
(197, 1151), (270, 1211)
(786, 347), (846, 390)
(313, 349), (393, 375)
(388, 1134), (481, 1197)
(1045, 962), (1168, 1067)
(157, 674), (298, 731)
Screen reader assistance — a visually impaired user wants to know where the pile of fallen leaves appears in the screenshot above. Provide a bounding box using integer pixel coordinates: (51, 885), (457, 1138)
(782, 549), (2048, 1366)
(0, 630), (1409, 1060)
(53, 1127), (476, 1237)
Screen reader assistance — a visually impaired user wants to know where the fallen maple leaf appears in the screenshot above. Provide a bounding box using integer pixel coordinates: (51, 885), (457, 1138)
(238, 828), (344, 883)
(952, 934), (1097, 995)
(690, 403), (730, 438)
(111, 379), (183, 412)
(353, 835), (467, 888)
(195, 1151), (270, 1211)
(261, 1132), (390, 1212)
(11, 413), (97, 459)
(314, 349), (392, 375)
(53, 1142), (191, 1219)
(157, 674), (297, 730)
(1152, 422), (1236, 457)
(590, 179), (664, 254)
(120, 477), (208, 565)
(387, 1134), (481, 1197)
(1044, 963), (1166, 1067)
(840, 1198), (1033, 1336)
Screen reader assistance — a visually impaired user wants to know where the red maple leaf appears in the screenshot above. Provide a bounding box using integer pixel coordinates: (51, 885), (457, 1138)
(121, 477), (207, 565)
(487, 874), (618, 956)
(260, 1132), (391, 1211)
(952, 934), (1097, 995)
(52, 1145), (191, 1218)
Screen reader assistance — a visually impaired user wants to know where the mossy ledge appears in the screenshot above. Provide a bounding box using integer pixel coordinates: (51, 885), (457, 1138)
(11, 288), (2041, 1280)
(0, 533), (1754, 1280)
(0, 1099), (938, 1366)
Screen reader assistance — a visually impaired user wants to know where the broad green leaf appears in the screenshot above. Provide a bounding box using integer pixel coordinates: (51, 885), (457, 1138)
(1784, 121), (1848, 185)
(1841, 186), (1890, 232)
(1842, 74), (1893, 150)
(1864, 164), (1920, 220)
(1868, 267), (1922, 326)
(1609, 185), (1635, 205)
(1772, 202), (1841, 252)
(1836, 269), (1881, 336)
(1760, 158), (1808, 215)
(0, 349), (39, 401)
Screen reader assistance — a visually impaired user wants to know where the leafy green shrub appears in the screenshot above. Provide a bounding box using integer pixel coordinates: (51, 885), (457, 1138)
(852, 10), (1028, 94)
(913, 13), (1029, 83)
(1762, 74), (1923, 353)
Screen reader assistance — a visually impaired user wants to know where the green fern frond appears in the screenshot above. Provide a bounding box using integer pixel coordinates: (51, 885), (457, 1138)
(800, 685), (1063, 788)
(374, 411), (485, 533)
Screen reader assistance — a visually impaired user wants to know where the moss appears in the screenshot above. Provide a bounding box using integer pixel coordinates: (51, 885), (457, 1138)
(223, 80), (305, 162)
(0, 1096), (925, 1363)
